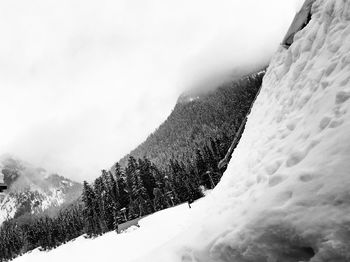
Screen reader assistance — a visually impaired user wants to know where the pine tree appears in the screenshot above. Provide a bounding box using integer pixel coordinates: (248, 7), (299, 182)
(127, 200), (139, 219)
(138, 157), (157, 201)
(125, 156), (138, 201)
(203, 144), (217, 172)
(195, 149), (206, 177)
(93, 176), (109, 233)
(100, 170), (119, 230)
(108, 170), (120, 205)
(153, 188), (167, 211)
(117, 177), (129, 209)
(114, 162), (123, 178)
(210, 137), (220, 162)
(82, 181), (101, 236)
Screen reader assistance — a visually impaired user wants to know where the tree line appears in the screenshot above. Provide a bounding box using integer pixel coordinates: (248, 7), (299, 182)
(0, 205), (84, 261)
(81, 134), (230, 237)
(0, 135), (228, 261)
(118, 71), (265, 170)
(0, 70), (265, 261)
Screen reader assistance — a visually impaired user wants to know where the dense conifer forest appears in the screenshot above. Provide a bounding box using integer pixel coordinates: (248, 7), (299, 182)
(0, 70), (264, 261)
(118, 70), (265, 170)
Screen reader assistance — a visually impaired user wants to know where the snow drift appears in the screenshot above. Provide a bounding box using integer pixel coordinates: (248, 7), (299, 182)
(11, 0), (350, 261)
(141, 0), (350, 261)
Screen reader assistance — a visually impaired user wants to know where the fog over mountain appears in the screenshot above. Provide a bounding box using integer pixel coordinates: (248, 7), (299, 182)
(0, 155), (82, 224)
(0, 0), (304, 181)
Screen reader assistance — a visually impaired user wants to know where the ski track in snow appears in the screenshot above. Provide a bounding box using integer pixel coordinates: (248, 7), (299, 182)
(13, 0), (350, 261)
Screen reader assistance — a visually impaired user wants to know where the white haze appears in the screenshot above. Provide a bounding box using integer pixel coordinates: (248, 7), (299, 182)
(0, 0), (303, 182)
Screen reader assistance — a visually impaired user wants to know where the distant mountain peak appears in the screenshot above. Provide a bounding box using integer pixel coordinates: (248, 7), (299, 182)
(0, 156), (82, 224)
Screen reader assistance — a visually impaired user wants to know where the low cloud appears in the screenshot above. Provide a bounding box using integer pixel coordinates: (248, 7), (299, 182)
(0, 0), (301, 181)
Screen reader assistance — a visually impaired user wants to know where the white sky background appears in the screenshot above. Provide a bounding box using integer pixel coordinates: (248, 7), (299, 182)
(0, 0), (304, 182)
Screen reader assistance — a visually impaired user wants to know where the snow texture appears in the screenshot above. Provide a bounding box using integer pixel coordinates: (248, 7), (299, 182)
(0, 157), (82, 225)
(160, 0), (350, 260)
(13, 202), (199, 262)
(0, 188), (66, 224)
(12, 0), (350, 261)
(0, 195), (17, 223)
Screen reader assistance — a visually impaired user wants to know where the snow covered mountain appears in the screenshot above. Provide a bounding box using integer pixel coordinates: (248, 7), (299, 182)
(10, 0), (350, 261)
(152, 0), (350, 260)
(0, 156), (82, 224)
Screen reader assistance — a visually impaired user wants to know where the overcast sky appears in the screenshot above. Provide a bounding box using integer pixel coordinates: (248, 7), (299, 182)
(0, 0), (304, 182)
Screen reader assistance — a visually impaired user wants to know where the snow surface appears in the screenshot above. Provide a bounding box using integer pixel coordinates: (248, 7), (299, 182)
(153, 0), (350, 260)
(12, 0), (350, 261)
(0, 195), (17, 223)
(0, 187), (70, 224)
(13, 201), (204, 262)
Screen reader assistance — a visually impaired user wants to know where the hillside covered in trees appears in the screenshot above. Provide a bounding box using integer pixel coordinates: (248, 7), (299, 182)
(118, 70), (265, 170)
(0, 70), (266, 261)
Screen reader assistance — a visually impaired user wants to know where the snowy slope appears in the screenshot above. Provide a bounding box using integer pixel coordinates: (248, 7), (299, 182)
(12, 0), (350, 261)
(0, 157), (82, 224)
(12, 202), (203, 262)
(0, 184), (71, 223)
(156, 0), (350, 260)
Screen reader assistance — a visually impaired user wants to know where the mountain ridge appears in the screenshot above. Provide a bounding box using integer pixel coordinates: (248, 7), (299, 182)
(0, 156), (82, 224)
(116, 69), (266, 171)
